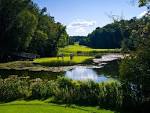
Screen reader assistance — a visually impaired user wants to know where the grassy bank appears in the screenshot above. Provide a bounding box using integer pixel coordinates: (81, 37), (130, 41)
(33, 56), (92, 66)
(59, 44), (121, 55)
(0, 100), (115, 113)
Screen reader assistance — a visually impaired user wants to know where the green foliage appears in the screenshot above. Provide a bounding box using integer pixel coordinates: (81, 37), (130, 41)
(69, 36), (90, 46)
(0, 76), (122, 109)
(88, 24), (123, 49)
(138, 0), (150, 7)
(69, 23), (123, 49)
(12, 9), (38, 51)
(95, 54), (102, 58)
(30, 79), (53, 99)
(0, 0), (34, 52)
(49, 77), (122, 108)
(0, 0), (69, 61)
(0, 76), (30, 102)
(28, 30), (48, 56)
(120, 44), (150, 109)
(32, 13), (69, 56)
(119, 14), (150, 112)
(120, 16), (150, 52)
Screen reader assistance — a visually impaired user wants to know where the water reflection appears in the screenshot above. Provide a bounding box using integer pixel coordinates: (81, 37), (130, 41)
(65, 67), (108, 82)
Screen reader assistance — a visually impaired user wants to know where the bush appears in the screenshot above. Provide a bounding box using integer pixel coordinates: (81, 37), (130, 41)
(0, 76), (123, 109)
(51, 77), (122, 108)
(30, 79), (54, 99)
(97, 81), (122, 108)
(95, 54), (102, 58)
(0, 75), (30, 102)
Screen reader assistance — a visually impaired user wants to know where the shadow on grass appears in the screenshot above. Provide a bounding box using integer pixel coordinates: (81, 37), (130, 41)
(0, 99), (134, 113)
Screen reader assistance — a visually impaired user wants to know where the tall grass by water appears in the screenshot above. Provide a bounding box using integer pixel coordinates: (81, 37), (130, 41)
(0, 76), (122, 109)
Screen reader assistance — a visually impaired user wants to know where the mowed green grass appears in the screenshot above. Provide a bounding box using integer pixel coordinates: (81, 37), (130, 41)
(0, 100), (115, 113)
(33, 44), (120, 66)
(34, 56), (92, 66)
(59, 44), (120, 55)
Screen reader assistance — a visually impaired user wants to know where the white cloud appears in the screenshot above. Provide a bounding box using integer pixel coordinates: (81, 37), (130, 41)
(137, 11), (147, 18)
(67, 20), (96, 36)
(68, 20), (96, 28)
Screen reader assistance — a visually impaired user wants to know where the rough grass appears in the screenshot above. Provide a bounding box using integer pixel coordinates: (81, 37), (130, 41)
(0, 61), (51, 71)
(0, 61), (34, 69)
(33, 56), (93, 66)
(0, 100), (115, 113)
(59, 44), (121, 55)
(0, 56), (92, 72)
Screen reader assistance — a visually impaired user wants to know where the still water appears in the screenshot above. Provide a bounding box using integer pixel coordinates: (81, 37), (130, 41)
(65, 67), (108, 82)
(0, 60), (119, 81)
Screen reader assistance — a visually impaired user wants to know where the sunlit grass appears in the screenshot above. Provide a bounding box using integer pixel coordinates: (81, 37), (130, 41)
(34, 56), (92, 64)
(33, 56), (92, 66)
(0, 100), (115, 113)
(0, 56), (92, 69)
(59, 44), (120, 55)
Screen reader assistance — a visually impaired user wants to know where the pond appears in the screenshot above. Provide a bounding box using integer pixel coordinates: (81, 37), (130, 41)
(0, 54), (121, 81)
(65, 67), (108, 82)
(0, 60), (120, 82)
(65, 60), (120, 82)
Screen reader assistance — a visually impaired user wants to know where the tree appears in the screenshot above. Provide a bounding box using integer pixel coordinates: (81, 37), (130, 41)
(33, 12), (68, 57)
(138, 0), (150, 6)
(10, 9), (38, 51)
(88, 22), (123, 49)
(0, 0), (69, 60)
(119, 1), (150, 112)
(69, 36), (90, 46)
(0, 0), (32, 50)
(28, 30), (48, 56)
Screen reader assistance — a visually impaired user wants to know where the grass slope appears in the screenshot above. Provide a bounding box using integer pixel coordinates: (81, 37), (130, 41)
(59, 44), (120, 55)
(0, 100), (115, 113)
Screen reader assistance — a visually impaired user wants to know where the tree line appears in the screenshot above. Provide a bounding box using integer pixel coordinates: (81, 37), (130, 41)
(69, 22), (123, 49)
(69, 17), (149, 50)
(0, 0), (69, 61)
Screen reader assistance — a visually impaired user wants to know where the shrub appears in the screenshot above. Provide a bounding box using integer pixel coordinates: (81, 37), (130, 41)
(30, 79), (54, 99)
(95, 54), (102, 58)
(51, 77), (122, 108)
(0, 76), (123, 109)
(97, 81), (122, 109)
(0, 75), (30, 102)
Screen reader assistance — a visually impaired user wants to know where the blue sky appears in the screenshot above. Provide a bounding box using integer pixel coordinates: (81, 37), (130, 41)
(34, 0), (146, 36)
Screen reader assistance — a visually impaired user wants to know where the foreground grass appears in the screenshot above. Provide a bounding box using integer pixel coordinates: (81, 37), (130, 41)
(34, 56), (92, 66)
(59, 44), (120, 55)
(0, 100), (115, 113)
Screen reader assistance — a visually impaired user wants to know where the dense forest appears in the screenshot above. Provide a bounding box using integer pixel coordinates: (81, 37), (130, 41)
(0, 0), (69, 61)
(69, 16), (150, 50)
(69, 22), (123, 49)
